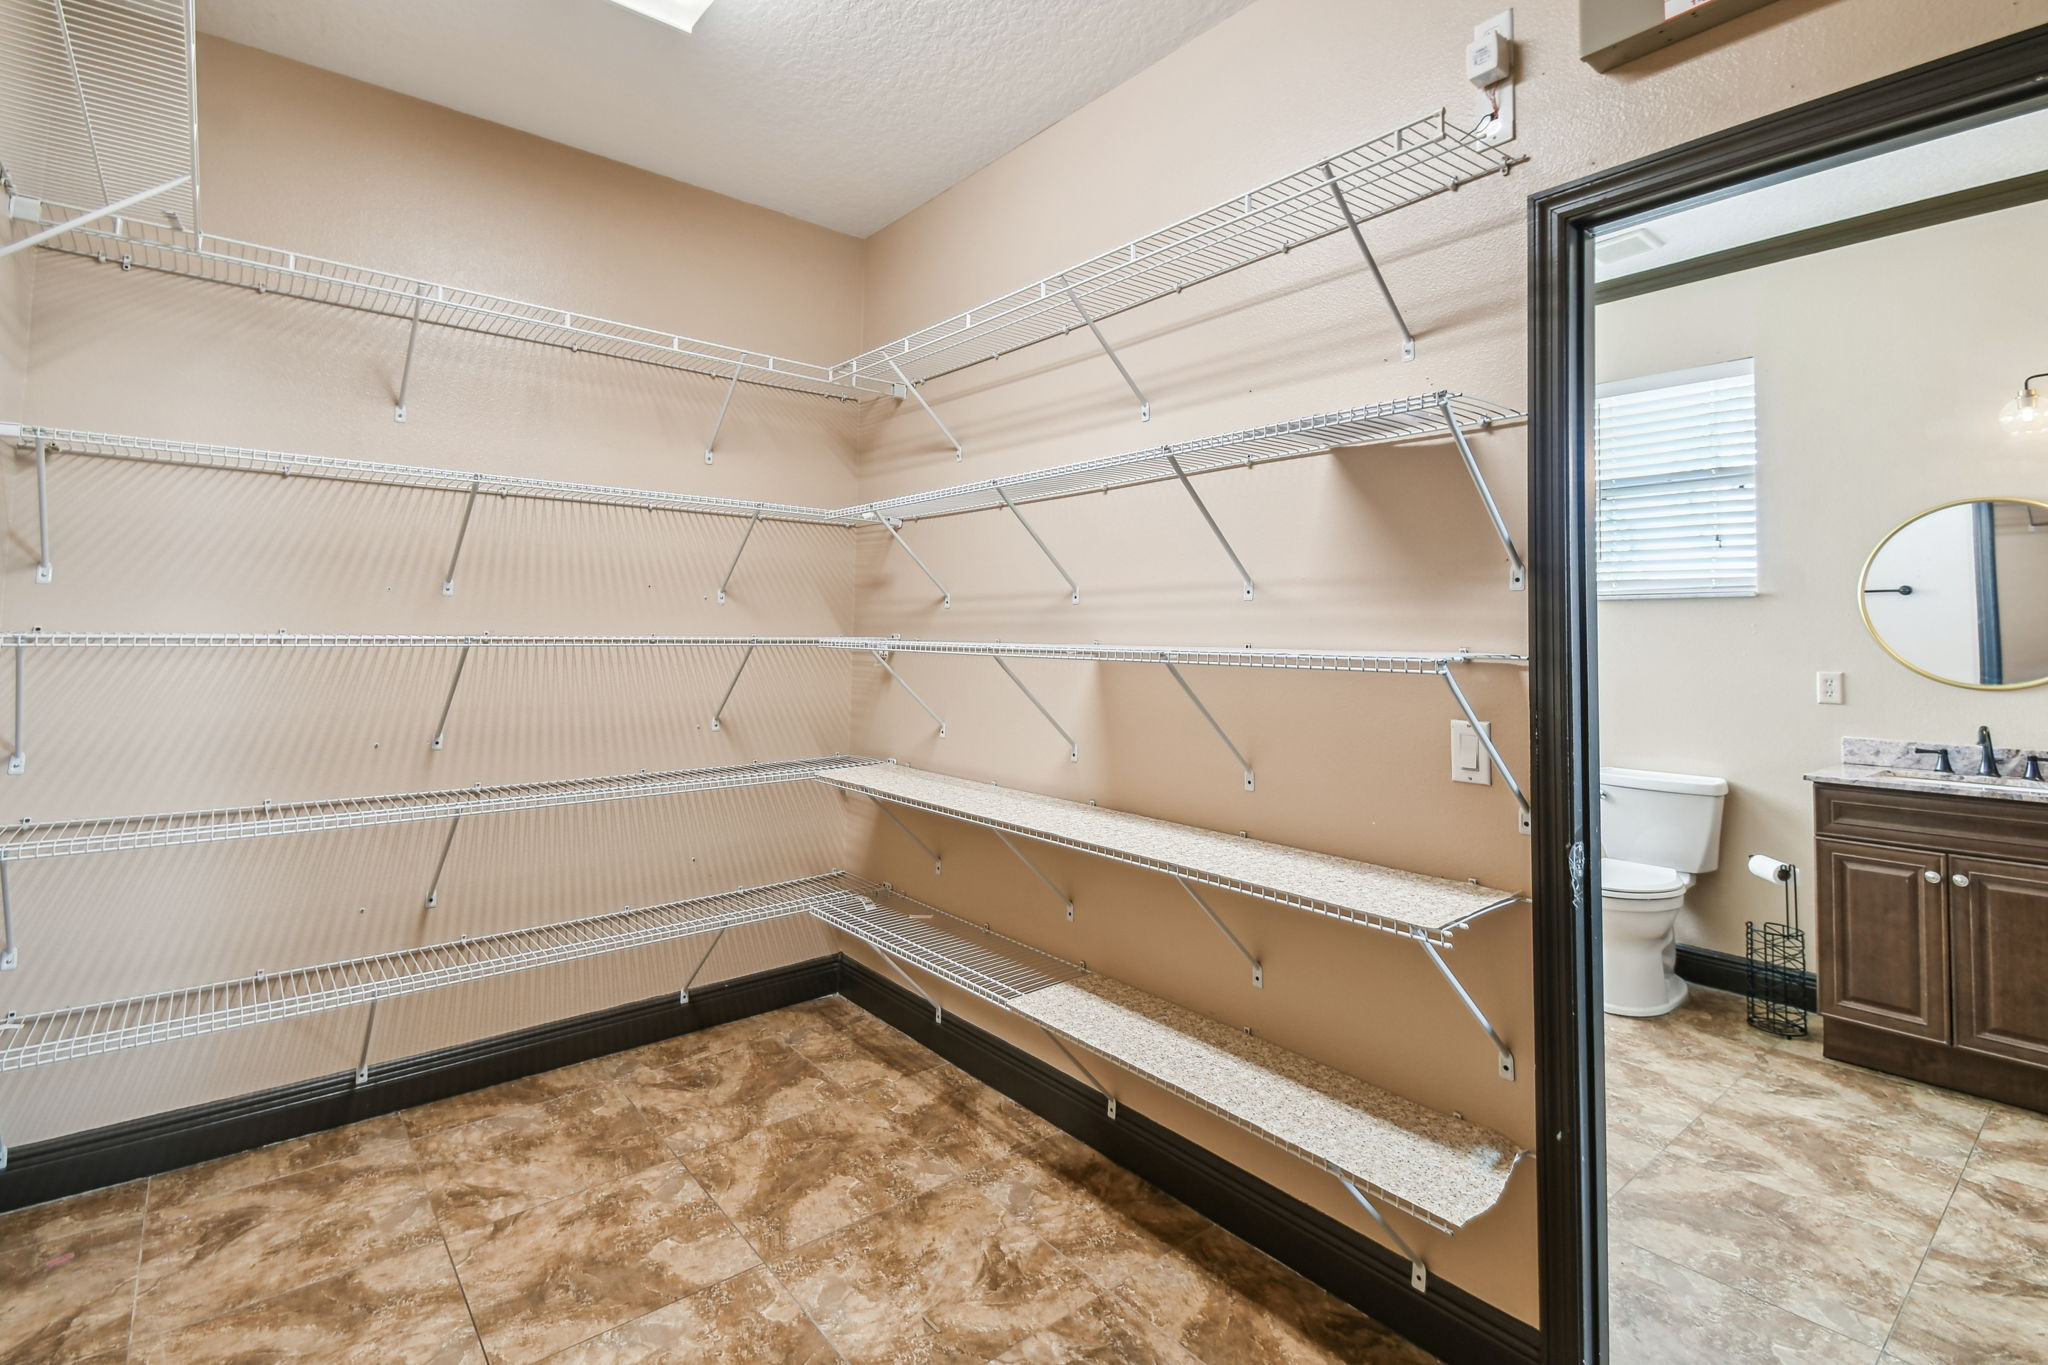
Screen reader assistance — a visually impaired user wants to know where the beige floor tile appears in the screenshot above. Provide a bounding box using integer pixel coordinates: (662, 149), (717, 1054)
(684, 1102), (954, 1259)
(1963, 1106), (2048, 1196)
(1608, 1241), (1877, 1365)
(0, 1208), (144, 1365)
(1605, 1131), (1665, 1195)
(614, 1036), (844, 1153)
(402, 1058), (616, 1138)
(148, 1114), (416, 1211)
(1884, 1169), (2048, 1365)
(856, 1061), (1059, 1172)
(415, 1085), (670, 1237)
(1715, 1051), (1990, 1159)
(133, 1144), (439, 1337)
(538, 1265), (835, 1364)
(0, 1180), (146, 1253)
(772, 1181), (1098, 1365)
(992, 1291), (1209, 1365)
(788, 1008), (945, 1089)
(451, 1162), (759, 1365)
(1602, 1049), (1736, 1152)
(129, 1240), (482, 1364)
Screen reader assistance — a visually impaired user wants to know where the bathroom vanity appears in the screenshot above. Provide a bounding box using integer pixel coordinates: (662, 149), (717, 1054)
(1807, 755), (2048, 1111)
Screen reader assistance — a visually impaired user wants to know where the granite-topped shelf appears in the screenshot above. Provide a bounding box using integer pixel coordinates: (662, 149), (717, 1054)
(815, 761), (1519, 942)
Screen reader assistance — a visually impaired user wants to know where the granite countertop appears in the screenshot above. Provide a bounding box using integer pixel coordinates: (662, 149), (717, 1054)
(1806, 738), (2048, 804)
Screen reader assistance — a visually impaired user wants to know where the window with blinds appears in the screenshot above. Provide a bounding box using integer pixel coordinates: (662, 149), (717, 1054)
(1593, 358), (1758, 599)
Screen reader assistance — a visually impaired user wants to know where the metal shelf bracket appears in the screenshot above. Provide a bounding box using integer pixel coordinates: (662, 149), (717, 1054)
(993, 656), (1077, 762)
(355, 995), (380, 1085)
(443, 479), (482, 596)
(717, 508), (763, 605)
(679, 925), (727, 1004)
(1164, 661), (1254, 791)
(7, 642), (23, 776)
(1040, 1026), (1116, 1119)
(1416, 933), (1514, 1080)
(1435, 396), (1525, 591)
(710, 644), (756, 732)
(1166, 455), (1255, 600)
(704, 354), (748, 464)
(1175, 876), (1261, 988)
(395, 283), (428, 421)
(1323, 161), (1415, 362)
(1435, 664), (1530, 833)
(994, 830), (1073, 921)
(992, 484), (1080, 604)
(1336, 1172), (1427, 1291)
(1, 860), (17, 970)
(885, 355), (964, 461)
(430, 644), (473, 751)
(869, 796), (941, 874)
(424, 815), (462, 909)
(1057, 272), (1150, 421)
(32, 434), (51, 584)
(879, 518), (952, 608)
(872, 650), (947, 737)
(870, 943), (944, 1024)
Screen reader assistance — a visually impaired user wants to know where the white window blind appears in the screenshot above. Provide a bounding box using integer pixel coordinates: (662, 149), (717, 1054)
(1594, 359), (1758, 599)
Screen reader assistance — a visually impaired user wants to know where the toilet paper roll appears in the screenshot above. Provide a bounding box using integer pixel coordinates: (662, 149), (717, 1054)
(1748, 854), (1795, 884)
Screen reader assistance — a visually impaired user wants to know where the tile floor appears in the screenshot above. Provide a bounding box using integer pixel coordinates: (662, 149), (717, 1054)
(0, 995), (1440, 1364)
(1606, 986), (2048, 1364)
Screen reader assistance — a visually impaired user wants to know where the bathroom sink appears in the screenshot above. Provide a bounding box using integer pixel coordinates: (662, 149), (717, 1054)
(1872, 768), (2042, 792)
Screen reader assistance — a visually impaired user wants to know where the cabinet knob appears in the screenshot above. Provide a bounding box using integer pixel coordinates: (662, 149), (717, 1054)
(1923, 869), (1942, 883)
(1952, 873), (1972, 888)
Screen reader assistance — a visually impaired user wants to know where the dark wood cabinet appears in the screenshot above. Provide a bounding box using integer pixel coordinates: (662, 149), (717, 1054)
(1813, 782), (2048, 1111)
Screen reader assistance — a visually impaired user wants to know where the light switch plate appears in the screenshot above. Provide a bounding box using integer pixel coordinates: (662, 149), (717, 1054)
(1452, 719), (1493, 785)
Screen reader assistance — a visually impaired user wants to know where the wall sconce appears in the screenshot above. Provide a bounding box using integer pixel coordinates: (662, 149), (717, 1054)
(2001, 373), (2047, 437)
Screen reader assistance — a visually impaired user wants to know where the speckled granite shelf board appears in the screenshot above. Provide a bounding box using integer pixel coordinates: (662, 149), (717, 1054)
(815, 762), (1517, 940)
(1010, 976), (1520, 1233)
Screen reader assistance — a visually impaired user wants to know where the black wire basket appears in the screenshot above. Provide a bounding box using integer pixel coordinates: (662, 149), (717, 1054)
(1745, 858), (1808, 1039)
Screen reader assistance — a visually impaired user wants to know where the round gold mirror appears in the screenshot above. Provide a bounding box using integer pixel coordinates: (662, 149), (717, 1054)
(1860, 498), (2048, 690)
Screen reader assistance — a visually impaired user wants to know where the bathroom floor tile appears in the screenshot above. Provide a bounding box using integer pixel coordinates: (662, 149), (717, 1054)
(450, 1162), (759, 1365)
(535, 1264), (833, 1364)
(613, 1036), (844, 1153)
(1884, 1170), (2048, 1364)
(1607, 1241), (1878, 1365)
(1719, 1051), (1990, 1158)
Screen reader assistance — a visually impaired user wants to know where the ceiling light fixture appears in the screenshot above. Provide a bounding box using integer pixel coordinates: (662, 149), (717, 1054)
(602, 0), (716, 34)
(1999, 373), (2047, 437)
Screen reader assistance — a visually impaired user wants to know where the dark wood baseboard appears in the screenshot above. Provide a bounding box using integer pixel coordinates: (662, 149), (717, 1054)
(1823, 1016), (2048, 1114)
(840, 959), (1542, 1365)
(1675, 943), (1817, 1013)
(0, 956), (840, 1213)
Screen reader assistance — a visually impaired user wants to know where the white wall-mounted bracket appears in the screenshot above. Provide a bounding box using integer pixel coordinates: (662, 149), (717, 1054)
(710, 643), (756, 732)
(1416, 933), (1514, 1080)
(993, 484), (1080, 603)
(678, 925), (728, 1004)
(394, 283), (428, 421)
(32, 434), (51, 584)
(1039, 1026), (1116, 1118)
(424, 815), (463, 909)
(717, 508), (763, 604)
(1057, 272), (1150, 421)
(430, 644), (473, 751)
(7, 641), (23, 775)
(1166, 455), (1255, 600)
(0, 860), (17, 969)
(993, 656), (1077, 762)
(703, 354), (748, 464)
(880, 518), (952, 608)
(994, 829), (1074, 921)
(1436, 396), (1525, 591)
(871, 650), (947, 737)
(1174, 875), (1262, 988)
(1163, 661), (1254, 791)
(885, 355), (963, 461)
(1436, 664), (1529, 833)
(442, 479), (483, 596)
(869, 796), (941, 875)
(1322, 160), (1416, 361)
(355, 995), (381, 1085)
(1336, 1172), (1427, 1291)
(870, 943), (943, 1024)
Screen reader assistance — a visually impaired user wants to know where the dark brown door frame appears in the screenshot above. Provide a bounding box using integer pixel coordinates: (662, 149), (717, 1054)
(1526, 28), (2048, 1365)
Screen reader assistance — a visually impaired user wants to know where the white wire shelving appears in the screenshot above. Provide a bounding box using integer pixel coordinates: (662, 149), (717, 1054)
(0, 0), (199, 232)
(813, 879), (1085, 1011)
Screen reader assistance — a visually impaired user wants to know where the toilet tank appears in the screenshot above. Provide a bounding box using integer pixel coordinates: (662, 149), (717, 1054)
(1599, 767), (1729, 873)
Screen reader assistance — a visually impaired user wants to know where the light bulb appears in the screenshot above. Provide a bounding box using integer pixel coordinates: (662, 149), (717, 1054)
(2001, 379), (2047, 437)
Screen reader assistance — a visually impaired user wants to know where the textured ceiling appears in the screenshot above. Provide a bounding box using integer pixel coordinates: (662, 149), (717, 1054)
(196, 0), (1257, 237)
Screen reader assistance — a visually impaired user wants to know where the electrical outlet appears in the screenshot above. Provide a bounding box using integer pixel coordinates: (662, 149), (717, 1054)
(1816, 671), (1845, 705)
(1452, 720), (1493, 785)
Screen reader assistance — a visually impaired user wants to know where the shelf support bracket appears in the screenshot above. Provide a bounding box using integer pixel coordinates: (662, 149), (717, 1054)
(704, 354), (748, 464)
(1415, 934), (1514, 1080)
(884, 355), (963, 461)
(1057, 272), (1150, 421)
(442, 479), (482, 596)
(880, 518), (951, 608)
(993, 484), (1079, 603)
(993, 829), (1073, 920)
(1, 859), (17, 970)
(868, 944), (943, 1024)
(1166, 455), (1254, 601)
(679, 926), (727, 1004)
(1323, 161), (1415, 361)
(431, 644), (473, 751)
(717, 508), (762, 605)
(355, 995), (381, 1085)
(871, 650), (946, 737)
(1436, 665), (1530, 834)
(1174, 876), (1261, 987)
(710, 644), (755, 732)
(32, 434), (51, 584)
(993, 656), (1077, 762)
(869, 797), (941, 874)
(1038, 1027), (1115, 1119)
(7, 642), (23, 775)
(1164, 661), (1253, 791)
(1436, 396), (1525, 591)
(395, 282), (428, 421)
(1335, 1173), (1427, 1292)
(424, 815), (462, 909)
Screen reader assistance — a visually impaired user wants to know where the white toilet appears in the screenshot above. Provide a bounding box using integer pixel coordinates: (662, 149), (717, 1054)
(1599, 766), (1729, 1017)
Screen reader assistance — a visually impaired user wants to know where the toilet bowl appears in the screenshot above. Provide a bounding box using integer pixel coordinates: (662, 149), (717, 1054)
(1601, 858), (1693, 1016)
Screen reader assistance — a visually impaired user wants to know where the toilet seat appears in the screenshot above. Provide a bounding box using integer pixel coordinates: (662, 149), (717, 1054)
(1601, 857), (1690, 902)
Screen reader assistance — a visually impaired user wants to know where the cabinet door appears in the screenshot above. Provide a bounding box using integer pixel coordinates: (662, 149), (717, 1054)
(1817, 839), (1950, 1042)
(1950, 856), (2048, 1067)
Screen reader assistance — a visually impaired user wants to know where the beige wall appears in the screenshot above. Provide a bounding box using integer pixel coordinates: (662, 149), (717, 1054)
(1597, 202), (2048, 957)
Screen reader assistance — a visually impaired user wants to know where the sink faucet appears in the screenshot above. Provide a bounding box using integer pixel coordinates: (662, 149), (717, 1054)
(1977, 726), (2001, 777)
